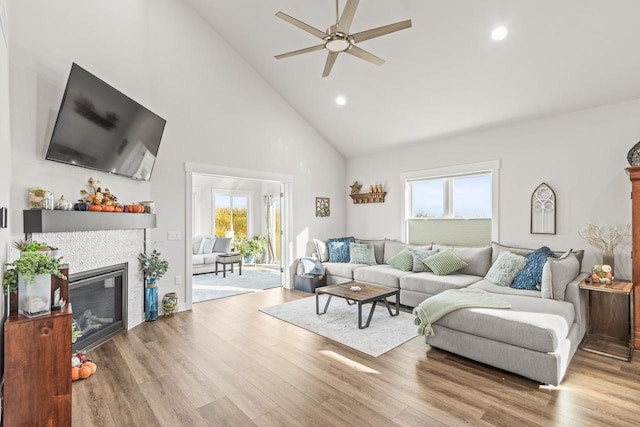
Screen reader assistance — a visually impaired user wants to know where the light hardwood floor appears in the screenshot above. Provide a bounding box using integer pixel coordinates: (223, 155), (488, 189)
(72, 288), (640, 426)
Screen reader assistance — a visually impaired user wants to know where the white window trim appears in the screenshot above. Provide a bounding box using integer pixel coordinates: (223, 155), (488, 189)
(211, 189), (254, 238)
(400, 160), (500, 242)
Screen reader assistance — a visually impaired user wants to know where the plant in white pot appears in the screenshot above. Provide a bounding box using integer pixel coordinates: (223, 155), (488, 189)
(138, 249), (169, 322)
(2, 251), (66, 317)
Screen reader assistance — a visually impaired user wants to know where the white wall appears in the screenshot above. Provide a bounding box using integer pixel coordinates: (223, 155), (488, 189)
(347, 99), (640, 280)
(0, 6), (11, 382)
(8, 1), (346, 309)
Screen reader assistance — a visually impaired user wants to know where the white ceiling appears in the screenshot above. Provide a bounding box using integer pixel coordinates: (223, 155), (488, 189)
(185, 0), (640, 158)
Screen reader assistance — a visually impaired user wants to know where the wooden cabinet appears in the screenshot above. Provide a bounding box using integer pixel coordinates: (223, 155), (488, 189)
(3, 304), (72, 426)
(626, 166), (640, 349)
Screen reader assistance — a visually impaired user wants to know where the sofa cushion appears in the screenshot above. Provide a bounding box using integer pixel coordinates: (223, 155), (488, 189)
(202, 253), (218, 264)
(356, 239), (385, 264)
(322, 262), (367, 279)
(434, 245), (492, 277)
(541, 252), (580, 301)
(212, 237), (232, 253)
(327, 237), (356, 263)
(412, 248), (438, 272)
(485, 251), (527, 287)
(492, 241), (584, 271)
(511, 246), (553, 290)
(349, 242), (377, 265)
(424, 250), (468, 276)
(388, 249), (414, 271)
(192, 254), (206, 266)
(468, 279), (542, 298)
(400, 272), (481, 295)
(432, 294), (575, 352)
(313, 238), (329, 262)
(354, 265), (414, 289)
(383, 239), (432, 264)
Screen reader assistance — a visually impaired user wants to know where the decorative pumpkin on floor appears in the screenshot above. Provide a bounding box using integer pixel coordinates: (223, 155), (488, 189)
(71, 350), (97, 382)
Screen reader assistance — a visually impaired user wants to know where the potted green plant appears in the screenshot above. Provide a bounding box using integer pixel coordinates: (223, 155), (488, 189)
(233, 235), (268, 263)
(2, 251), (66, 317)
(138, 249), (169, 322)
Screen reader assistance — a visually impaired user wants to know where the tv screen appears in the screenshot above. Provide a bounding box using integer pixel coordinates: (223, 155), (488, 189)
(46, 63), (166, 181)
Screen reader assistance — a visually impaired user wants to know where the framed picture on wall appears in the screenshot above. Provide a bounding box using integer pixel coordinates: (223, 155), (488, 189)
(0, 0), (7, 47)
(316, 197), (330, 217)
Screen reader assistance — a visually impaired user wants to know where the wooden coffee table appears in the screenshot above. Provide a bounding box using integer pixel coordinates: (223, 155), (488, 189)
(315, 282), (399, 329)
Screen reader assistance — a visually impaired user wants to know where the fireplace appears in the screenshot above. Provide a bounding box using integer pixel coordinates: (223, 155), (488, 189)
(69, 263), (128, 351)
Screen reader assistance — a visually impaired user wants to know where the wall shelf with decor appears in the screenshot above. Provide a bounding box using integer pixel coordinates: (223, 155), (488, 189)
(350, 192), (387, 204)
(24, 210), (156, 234)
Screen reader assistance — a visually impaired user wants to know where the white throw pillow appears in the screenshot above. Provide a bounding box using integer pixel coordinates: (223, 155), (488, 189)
(313, 239), (329, 262)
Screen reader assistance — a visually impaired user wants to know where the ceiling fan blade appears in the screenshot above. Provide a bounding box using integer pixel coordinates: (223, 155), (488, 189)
(275, 44), (325, 60)
(337, 0), (360, 34)
(351, 19), (412, 43)
(345, 45), (384, 66)
(322, 52), (339, 78)
(275, 12), (327, 40)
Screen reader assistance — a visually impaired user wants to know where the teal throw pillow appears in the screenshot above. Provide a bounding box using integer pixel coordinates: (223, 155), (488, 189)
(388, 249), (414, 271)
(412, 248), (438, 272)
(511, 246), (554, 290)
(327, 236), (355, 263)
(349, 242), (377, 265)
(485, 251), (528, 287)
(423, 250), (468, 276)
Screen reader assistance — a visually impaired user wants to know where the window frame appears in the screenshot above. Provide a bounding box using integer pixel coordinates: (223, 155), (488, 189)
(401, 160), (500, 242)
(211, 190), (253, 238)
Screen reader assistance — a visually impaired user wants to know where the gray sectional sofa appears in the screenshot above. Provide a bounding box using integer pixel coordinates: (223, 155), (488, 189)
(300, 238), (586, 385)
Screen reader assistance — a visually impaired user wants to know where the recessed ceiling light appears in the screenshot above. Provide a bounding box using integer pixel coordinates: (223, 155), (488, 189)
(491, 26), (508, 41)
(336, 96), (346, 106)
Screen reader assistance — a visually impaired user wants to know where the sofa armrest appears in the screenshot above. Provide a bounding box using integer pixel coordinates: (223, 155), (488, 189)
(563, 272), (589, 338)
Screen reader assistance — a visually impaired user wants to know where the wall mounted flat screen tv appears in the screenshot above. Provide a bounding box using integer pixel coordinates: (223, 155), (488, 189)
(46, 63), (166, 181)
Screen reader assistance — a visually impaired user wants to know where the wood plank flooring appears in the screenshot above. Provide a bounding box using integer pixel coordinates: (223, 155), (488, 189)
(72, 288), (640, 426)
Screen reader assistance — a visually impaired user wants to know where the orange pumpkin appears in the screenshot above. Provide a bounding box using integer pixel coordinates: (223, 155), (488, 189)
(89, 204), (102, 212)
(79, 365), (92, 379)
(134, 205), (144, 213)
(71, 367), (80, 382)
(101, 205), (114, 212)
(113, 206), (123, 213)
(84, 361), (97, 375)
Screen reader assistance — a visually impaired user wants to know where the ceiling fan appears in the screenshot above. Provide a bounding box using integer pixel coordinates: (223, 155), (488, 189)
(274, 0), (412, 77)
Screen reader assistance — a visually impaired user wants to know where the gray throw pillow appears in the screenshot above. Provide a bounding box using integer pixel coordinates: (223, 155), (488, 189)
(541, 251), (580, 301)
(485, 251), (528, 287)
(412, 248), (438, 272)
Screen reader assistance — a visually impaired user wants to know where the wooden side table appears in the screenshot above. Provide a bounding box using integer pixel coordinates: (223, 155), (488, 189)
(579, 279), (634, 361)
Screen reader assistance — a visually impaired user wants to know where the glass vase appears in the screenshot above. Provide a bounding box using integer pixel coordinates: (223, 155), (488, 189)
(602, 251), (615, 278)
(18, 273), (51, 318)
(145, 279), (158, 322)
(162, 292), (179, 317)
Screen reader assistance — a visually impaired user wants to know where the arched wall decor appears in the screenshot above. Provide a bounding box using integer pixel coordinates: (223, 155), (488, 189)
(531, 183), (556, 234)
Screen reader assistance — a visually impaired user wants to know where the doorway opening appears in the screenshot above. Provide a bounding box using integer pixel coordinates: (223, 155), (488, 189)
(189, 172), (285, 304)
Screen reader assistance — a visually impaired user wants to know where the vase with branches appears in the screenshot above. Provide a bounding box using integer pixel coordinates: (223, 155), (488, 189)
(578, 223), (631, 275)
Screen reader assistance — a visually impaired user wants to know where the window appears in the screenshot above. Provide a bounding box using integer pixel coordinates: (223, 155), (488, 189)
(410, 173), (492, 219)
(213, 193), (250, 238)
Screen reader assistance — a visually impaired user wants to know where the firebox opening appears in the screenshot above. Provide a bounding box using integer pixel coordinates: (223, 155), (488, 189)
(69, 263), (128, 352)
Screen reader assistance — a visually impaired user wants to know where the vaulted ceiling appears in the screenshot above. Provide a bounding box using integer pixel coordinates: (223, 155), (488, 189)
(185, 0), (640, 158)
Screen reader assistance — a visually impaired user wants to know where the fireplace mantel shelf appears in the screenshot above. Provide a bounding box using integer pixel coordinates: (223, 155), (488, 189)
(24, 210), (157, 234)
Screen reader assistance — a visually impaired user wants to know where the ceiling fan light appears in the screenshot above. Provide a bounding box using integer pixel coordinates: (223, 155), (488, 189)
(325, 37), (351, 52)
(491, 26), (508, 41)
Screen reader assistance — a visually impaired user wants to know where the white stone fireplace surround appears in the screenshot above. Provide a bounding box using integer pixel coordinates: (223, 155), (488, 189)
(32, 229), (145, 329)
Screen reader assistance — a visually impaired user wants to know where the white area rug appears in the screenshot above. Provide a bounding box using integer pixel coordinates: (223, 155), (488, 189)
(260, 296), (418, 357)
